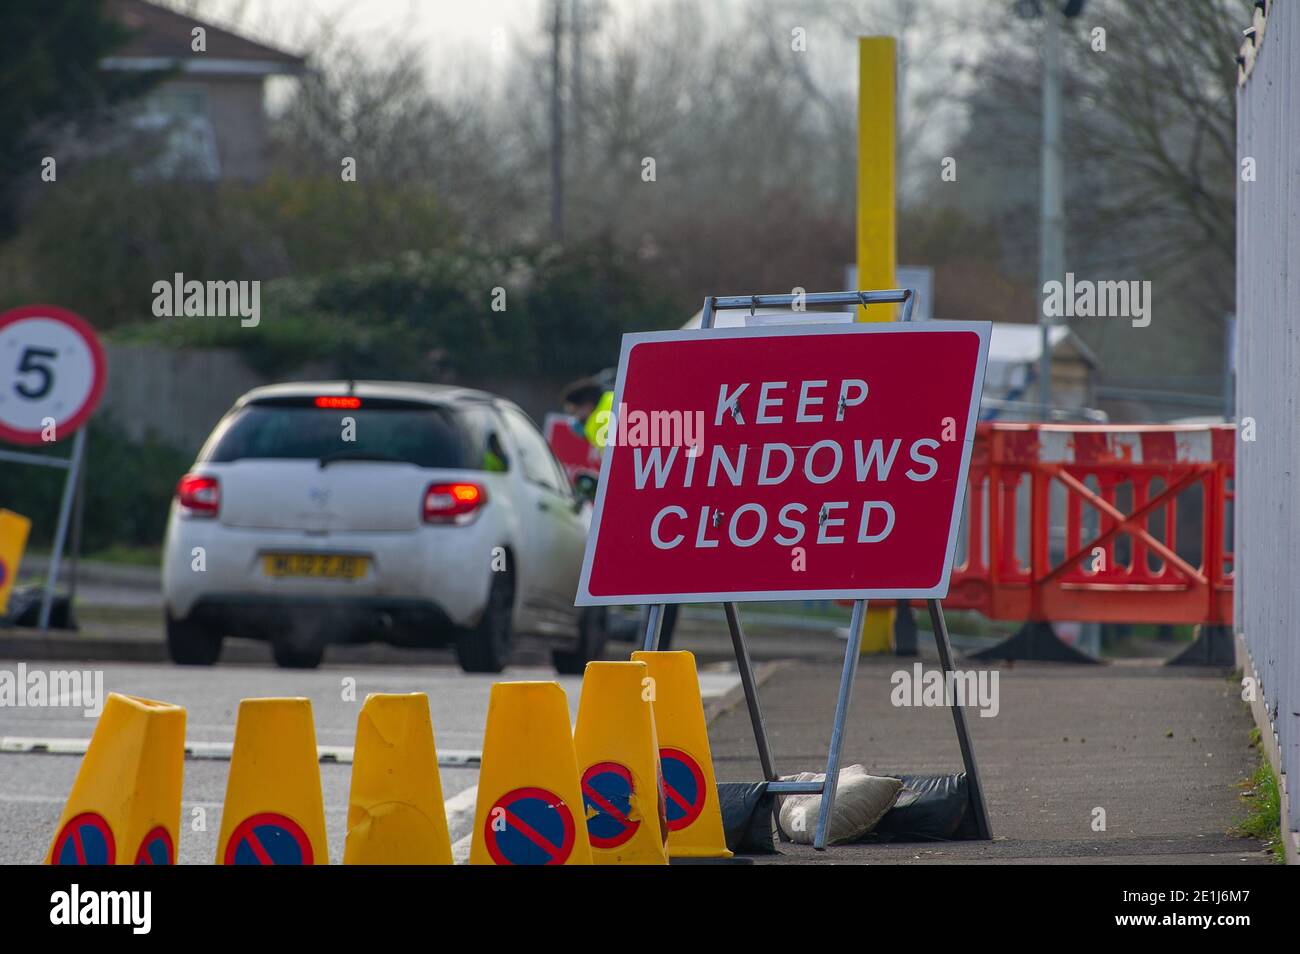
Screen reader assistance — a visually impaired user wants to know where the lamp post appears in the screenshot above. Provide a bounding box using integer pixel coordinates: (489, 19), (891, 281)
(1017, 0), (1084, 419)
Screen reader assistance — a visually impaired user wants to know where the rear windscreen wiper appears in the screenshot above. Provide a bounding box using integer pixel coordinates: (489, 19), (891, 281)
(318, 450), (407, 468)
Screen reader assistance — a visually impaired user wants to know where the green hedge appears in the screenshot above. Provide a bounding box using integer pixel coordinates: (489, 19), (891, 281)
(111, 238), (681, 381)
(0, 416), (190, 553)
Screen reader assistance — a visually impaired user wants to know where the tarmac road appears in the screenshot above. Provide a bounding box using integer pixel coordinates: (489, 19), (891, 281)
(0, 660), (741, 864)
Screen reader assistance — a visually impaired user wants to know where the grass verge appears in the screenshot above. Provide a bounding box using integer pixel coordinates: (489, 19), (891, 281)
(1233, 728), (1285, 863)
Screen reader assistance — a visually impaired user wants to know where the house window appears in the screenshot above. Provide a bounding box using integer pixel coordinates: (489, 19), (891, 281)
(133, 84), (221, 180)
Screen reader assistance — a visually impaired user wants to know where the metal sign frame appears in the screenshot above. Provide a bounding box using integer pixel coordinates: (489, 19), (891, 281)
(636, 288), (992, 850)
(0, 430), (86, 629)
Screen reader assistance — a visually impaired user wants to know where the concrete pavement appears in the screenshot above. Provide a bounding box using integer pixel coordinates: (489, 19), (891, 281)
(711, 655), (1273, 864)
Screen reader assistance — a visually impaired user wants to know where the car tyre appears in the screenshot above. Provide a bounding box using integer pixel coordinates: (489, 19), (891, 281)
(553, 606), (609, 675)
(456, 567), (514, 673)
(166, 613), (223, 666)
(270, 627), (325, 669)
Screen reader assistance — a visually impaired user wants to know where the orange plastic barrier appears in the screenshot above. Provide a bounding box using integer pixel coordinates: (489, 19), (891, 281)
(943, 423), (1235, 626)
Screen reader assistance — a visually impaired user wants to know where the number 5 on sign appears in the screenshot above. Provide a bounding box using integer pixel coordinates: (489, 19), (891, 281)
(0, 305), (106, 445)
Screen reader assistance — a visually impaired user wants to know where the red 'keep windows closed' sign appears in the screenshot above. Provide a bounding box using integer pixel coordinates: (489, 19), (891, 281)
(576, 322), (991, 604)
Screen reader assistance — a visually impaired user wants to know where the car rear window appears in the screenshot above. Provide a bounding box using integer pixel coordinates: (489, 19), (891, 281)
(200, 400), (482, 469)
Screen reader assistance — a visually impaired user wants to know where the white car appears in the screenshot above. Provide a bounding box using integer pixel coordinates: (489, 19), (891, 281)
(162, 381), (604, 672)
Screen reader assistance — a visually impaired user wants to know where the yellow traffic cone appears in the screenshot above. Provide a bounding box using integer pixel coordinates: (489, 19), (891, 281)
(0, 509), (31, 617)
(344, 692), (452, 864)
(216, 698), (328, 865)
(46, 693), (185, 865)
(631, 651), (732, 859)
(574, 661), (668, 864)
(470, 682), (592, 865)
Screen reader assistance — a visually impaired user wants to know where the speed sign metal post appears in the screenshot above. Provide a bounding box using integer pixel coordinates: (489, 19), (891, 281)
(0, 305), (106, 630)
(578, 289), (993, 849)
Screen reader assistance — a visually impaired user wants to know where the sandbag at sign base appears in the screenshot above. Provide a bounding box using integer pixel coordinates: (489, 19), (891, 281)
(775, 765), (903, 846)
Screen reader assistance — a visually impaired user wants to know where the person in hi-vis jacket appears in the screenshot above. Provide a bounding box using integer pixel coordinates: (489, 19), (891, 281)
(560, 376), (678, 649)
(561, 378), (614, 451)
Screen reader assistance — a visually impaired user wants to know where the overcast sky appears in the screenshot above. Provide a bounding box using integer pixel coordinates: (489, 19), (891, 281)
(164, 0), (980, 172)
(167, 1), (949, 83)
(172, 0), (570, 74)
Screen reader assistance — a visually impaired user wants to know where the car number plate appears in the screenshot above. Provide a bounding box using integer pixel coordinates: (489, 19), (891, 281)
(263, 553), (368, 579)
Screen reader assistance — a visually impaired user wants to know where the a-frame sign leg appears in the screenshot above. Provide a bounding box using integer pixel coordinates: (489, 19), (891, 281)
(927, 598), (993, 839)
(641, 603), (666, 650)
(38, 427), (87, 631)
(812, 599), (866, 850)
(723, 602), (798, 842)
(723, 601), (777, 783)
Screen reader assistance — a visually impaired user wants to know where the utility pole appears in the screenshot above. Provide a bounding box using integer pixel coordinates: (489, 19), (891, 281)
(1038, 2), (1064, 420)
(1223, 315), (1236, 420)
(550, 0), (565, 243)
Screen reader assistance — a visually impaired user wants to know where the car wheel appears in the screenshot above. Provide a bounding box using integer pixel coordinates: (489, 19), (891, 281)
(456, 567), (514, 673)
(270, 627), (325, 669)
(553, 606), (608, 675)
(166, 613), (223, 666)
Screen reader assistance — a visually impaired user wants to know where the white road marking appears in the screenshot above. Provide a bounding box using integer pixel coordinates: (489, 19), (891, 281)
(0, 736), (480, 766)
(0, 794), (227, 809)
(0, 793), (73, 805)
(443, 784), (479, 828)
(443, 784), (480, 864)
(451, 830), (475, 865)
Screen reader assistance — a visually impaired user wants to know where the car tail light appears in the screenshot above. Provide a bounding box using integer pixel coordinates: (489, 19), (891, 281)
(177, 474), (220, 517)
(423, 482), (487, 523)
(314, 396), (361, 409)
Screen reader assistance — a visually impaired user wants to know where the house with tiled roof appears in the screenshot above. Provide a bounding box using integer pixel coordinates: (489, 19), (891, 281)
(101, 0), (305, 181)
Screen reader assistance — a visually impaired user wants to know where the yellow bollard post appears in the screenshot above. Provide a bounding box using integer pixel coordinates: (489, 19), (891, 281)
(344, 692), (453, 864)
(574, 661), (668, 864)
(46, 693), (186, 865)
(857, 36), (898, 321)
(470, 682), (593, 865)
(857, 35), (899, 654)
(216, 697), (328, 865)
(631, 651), (732, 859)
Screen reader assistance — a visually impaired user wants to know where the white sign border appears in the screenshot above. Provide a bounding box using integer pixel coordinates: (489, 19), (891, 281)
(575, 320), (992, 606)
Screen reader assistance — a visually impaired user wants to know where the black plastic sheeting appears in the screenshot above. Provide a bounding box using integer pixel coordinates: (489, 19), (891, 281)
(0, 588), (75, 630)
(868, 773), (978, 842)
(717, 781), (778, 854)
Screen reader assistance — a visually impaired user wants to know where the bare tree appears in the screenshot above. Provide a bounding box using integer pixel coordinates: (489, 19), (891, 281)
(269, 24), (527, 245)
(949, 0), (1246, 379)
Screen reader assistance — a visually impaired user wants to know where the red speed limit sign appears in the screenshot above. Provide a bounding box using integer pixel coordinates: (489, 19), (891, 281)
(0, 305), (106, 445)
(576, 322), (991, 604)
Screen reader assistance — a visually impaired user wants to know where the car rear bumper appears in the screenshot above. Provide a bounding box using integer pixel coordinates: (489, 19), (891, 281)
(183, 593), (460, 646)
(161, 506), (497, 625)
